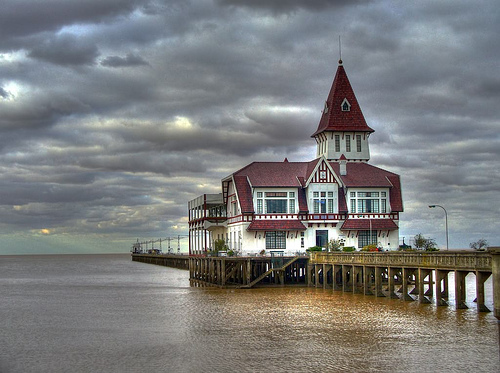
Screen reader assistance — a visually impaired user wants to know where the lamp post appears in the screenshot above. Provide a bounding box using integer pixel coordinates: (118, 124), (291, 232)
(429, 205), (449, 250)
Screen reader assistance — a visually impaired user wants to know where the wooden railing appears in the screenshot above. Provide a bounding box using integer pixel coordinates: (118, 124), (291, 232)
(309, 251), (492, 271)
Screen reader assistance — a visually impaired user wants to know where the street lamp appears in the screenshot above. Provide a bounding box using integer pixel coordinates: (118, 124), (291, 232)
(428, 205), (449, 250)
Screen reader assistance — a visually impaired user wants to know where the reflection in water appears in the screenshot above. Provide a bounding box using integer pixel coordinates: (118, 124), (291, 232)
(181, 281), (498, 372)
(0, 255), (498, 373)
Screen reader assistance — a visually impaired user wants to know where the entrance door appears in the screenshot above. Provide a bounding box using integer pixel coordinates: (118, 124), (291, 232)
(316, 230), (328, 249)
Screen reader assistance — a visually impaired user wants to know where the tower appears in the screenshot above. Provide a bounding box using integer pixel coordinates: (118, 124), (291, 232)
(312, 60), (374, 162)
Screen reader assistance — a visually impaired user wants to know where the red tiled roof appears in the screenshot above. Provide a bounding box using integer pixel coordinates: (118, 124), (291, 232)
(312, 62), (374, 137)
(338, 187), (348, 213)
(297, 187), (308, 213)
(247, 219), (307, 231)
(233, 175), (254, 213)
(233, 159), (320, 187)
(386, 174), (403, 212)
(330, 162), (395, 187)
(341, 219), (398, 230)
(329, 161), (403, 212)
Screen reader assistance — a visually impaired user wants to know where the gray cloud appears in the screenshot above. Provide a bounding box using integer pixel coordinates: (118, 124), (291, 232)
(101, 53), (150, 67)
(0, 0), (499, 253)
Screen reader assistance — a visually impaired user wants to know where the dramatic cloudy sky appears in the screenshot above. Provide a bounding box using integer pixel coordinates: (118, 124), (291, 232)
(1, 0), (499, 254)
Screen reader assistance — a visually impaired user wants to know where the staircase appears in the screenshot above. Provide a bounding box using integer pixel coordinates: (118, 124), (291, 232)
(240, 256), (300, 289)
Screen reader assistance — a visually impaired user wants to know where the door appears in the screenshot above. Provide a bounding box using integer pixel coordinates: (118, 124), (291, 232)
(316, 230), (328, 249)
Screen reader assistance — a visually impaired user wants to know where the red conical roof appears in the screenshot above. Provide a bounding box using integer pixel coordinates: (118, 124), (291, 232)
(312, 60), (374, 137)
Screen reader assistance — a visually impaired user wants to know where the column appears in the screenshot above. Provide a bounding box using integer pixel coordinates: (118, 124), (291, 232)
(476, 271), (491, 312)
(454, 270), (468, 309)
(489, 247), (500, 319)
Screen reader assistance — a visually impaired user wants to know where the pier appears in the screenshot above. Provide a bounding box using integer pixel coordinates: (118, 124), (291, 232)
(189, 255), (309, 288)
(132, 248), (500, 318)
(309, 250), (497, 315)
(132, 253), (189, 270)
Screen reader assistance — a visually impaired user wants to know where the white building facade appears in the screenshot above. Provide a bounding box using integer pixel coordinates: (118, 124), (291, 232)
(188, 60), (403, 256)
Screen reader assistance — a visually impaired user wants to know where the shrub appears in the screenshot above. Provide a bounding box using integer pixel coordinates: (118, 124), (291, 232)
(361, 244), (378, 252)
(342, 246), (356, 252)
(306, 246), (323, 252)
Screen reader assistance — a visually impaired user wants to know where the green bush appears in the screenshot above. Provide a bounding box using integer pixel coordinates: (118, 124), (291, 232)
(342, 246), (356, 252)
(306, 246), (323, 252)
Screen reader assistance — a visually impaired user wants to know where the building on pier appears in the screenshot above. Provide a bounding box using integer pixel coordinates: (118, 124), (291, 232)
(188, 60), (403, 256)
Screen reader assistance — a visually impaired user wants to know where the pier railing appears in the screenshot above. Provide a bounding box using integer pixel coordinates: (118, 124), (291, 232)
(309, 251), (492, 271)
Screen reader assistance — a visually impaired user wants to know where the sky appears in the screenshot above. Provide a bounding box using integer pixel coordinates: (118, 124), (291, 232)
(1, 0), (499, 254)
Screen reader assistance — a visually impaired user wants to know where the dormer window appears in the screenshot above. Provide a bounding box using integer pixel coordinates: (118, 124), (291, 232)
(341, 98), (351, 112)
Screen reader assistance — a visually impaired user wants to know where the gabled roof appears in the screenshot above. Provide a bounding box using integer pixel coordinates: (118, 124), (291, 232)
(312, 61), (374, 137)
(329, 162), (404, 212)
(225, 158), (403, 213)
(233, 175), (254, 214)
(232, 159), (320, 187)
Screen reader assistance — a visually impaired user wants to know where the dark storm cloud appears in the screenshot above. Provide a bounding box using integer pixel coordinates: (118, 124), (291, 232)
(216, 0), (371, 13)
(0, 0), (144, 42)
(0, 0), (498, 253)
(101, 53), (150, 67)
(27, 33), (100, 66)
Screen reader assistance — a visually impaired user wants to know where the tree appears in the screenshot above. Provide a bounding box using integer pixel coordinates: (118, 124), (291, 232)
(414, 233), (438, 251)
(470, 239), (488, 251)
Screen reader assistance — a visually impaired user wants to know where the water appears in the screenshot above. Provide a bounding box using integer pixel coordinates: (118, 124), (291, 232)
(0, 254), (498, 373)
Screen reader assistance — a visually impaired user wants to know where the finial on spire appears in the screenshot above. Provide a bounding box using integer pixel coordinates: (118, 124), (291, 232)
(338, 35), (342, 65)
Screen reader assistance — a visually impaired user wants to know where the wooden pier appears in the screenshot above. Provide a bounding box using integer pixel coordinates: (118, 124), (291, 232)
(132, 248), (500, 318)
(132, 253), (189, 270)
(308, 250), (495, 313)
(189, 255), (309, 288)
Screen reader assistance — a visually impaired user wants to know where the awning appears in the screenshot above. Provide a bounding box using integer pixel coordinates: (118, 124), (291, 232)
(247, 220), (307, 231)
(340, 219), (398, 230)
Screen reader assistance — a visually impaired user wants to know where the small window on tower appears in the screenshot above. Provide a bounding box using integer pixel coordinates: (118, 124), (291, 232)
(341, 98), (351, 112)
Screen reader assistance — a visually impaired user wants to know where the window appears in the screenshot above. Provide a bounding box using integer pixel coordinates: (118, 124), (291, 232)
(346, 135), (351, 152)
(313, 191), (334, 214)
(257, 192), (263, 198)
(266, 199), (287, 213)
(335, 135), (340, 152)
(358, 230), (377, 248)
(327, 192), (334, 213)
(257, 199), (263, 214)
(289, 199), (295, 214)
(341, 98), (351, 112)
(266, 231), (286, 250)
(350, 191), (387, 214)
(356, 135), (362, 152)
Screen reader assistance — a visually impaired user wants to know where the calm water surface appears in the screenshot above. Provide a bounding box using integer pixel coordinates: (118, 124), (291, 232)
(0, 254), (498, 373)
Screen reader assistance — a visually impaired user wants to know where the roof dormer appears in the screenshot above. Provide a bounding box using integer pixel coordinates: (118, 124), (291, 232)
(341, 98), (351, 112)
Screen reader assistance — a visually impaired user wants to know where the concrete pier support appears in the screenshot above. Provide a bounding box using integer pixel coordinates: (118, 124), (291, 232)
(418, 268), (431, 304)
(342, 265), (352, 292)
(364, 266), (374, 295)
(475, 271), (491, 312)
(454, 270), (468, 309)
(435, 269), (449, 306)
(374, 267), (385, 297)
(402, 267), (415, 301)
(488, 247), (500, 319)
(333, 265), (342, 291)
(387, 267), (400, 299)
(353, 266), (363, 294)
